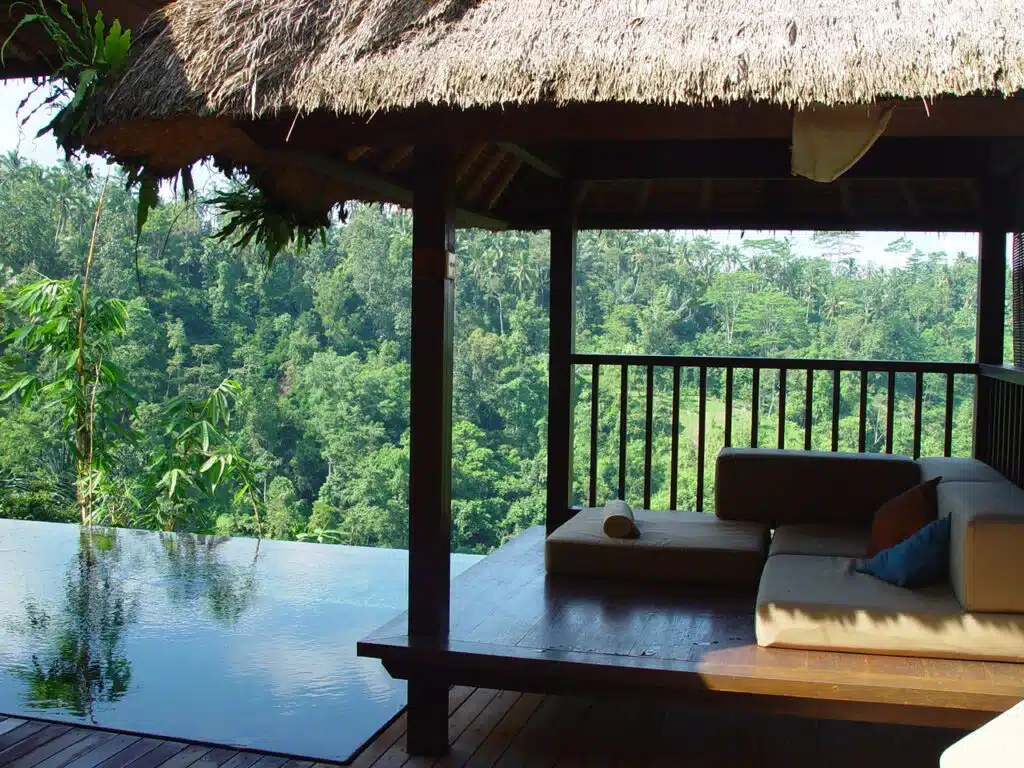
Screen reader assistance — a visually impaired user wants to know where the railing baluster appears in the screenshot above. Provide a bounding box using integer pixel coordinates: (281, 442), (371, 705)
(777, 368), (787, 449)
(804, 369), (814, 450)
(913, 371), (924, 459)
(643, 364), (654, 509)
(944, 372), (954, 458)
(670, 366), (680, 510)
(697, 366), (707, 513)
(618, 364), (628, 500)
(724, 367), (734, 448)
(886, 369), (896, 454)
(831, 369), (841, 452)
(589, 364), (599, 506)
(858, 369), (868, 453)
(751, 367), (760, 448)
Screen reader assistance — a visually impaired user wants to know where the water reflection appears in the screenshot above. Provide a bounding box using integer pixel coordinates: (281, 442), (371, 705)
(156, 534), (259, 626)
(16, 529), (138, 720)
(0, 519), (482, 762)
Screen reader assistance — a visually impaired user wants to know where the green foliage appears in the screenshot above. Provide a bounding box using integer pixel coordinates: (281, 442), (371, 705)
(1, 277), (134, 524)
(0, 156), (1001, 554)
(3, 0), (131, 157)
(209, 183), (329, 268)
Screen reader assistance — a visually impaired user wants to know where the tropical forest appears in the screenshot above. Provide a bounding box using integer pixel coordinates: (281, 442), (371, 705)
(0, 158), (1011, 553)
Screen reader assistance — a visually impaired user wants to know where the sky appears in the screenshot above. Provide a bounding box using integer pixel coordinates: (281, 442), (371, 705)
(0, 80), (981, 268)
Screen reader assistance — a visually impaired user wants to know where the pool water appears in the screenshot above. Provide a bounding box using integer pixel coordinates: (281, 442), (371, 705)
(0, 519), (481, 763)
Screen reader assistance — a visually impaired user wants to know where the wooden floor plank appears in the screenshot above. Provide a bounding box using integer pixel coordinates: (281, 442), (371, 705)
(146, 744), (209, 768)
(435, 691), (521, 768)
(365, 686), (477, 768)
(493, 696), (590, 768)
(247, 756), (287, 768)
(61, 734), (140, 768)
(92, 738), (163, 768)
(214, 752), (263, 768)
(7, 731), (102, 768)
(29, 731), (114, 768)
(182, 749), (238, 768)
(402, 689), (503, 768)
(461, 694), (544, 768)
(0, 724), (74, 766)
(113, 741), (187, 768)
(0, 720), (30, 738)
(0, 724), (52, 753)
(347, 715), (408, 768)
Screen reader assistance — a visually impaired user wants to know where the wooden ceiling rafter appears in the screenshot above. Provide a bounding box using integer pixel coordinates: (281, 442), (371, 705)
(463, 148), (507, 202)
(487, 157), (523, 211)
(380, 145), (414, 172)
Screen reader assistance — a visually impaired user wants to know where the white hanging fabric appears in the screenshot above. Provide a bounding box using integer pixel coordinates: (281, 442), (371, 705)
(791, 103), (894, 183)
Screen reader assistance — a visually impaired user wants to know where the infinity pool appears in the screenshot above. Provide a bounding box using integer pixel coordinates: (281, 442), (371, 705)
(0, 519), (481, 763)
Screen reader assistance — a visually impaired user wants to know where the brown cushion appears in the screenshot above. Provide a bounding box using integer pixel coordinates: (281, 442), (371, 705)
(545, 508), (769, 586)
(866, 477), (941, 556)
(715, 448), (922, 526)
(769, 524), (872, 559)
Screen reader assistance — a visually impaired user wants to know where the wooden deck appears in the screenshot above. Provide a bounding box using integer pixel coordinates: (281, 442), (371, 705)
(0, 716), (338, 768)
(359, 527), (1024, 731)
(1, 689), (966, 768)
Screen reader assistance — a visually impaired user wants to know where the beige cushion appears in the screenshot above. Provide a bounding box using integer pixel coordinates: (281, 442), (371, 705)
(917, 457), (1007, 485)
(756, 554), (1024, 662)
(941, 700), (1024, 767)
(769, 524), (871, 559)
(715, 448), (921, 526)
(940, 480), (1024, 613)
(545, 508), (769, 586)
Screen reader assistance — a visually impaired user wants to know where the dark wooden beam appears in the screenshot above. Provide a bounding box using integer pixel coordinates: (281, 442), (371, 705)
(546, 183), (578, 535)
(380, 145), (414, 172)
(280, 148), (507, 229)
(899, 179), (921, 218)
(838, 179), (855, 217)
(565, 138), (1004, 181)
(632, 180), (653, 215)
(269, 96), (1024, 149)
(406, 145), (456, 757)
(487, 157), (523, 211)
(508, 205), (986, 233)
(454, 143), (487, 184)
(496, 143), (565, 178)
(464, 149), (506, 202)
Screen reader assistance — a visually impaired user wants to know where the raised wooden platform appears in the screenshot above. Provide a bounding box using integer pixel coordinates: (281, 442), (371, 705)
(359, 527), (1024, 731)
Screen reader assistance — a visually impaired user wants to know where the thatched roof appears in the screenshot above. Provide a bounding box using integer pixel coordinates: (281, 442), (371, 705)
(70, 0), (1024, 233)
(107, 0), (1024, 121)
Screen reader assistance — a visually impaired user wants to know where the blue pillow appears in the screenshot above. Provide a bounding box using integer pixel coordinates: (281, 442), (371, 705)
(856, 517), (950, 588)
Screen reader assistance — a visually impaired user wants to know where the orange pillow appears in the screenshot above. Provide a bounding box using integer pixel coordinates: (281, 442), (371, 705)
(866, 477), (942, 556)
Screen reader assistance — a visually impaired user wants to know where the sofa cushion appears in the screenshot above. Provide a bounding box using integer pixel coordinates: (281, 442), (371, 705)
(545, 508), (769, 586)
(756, 554), (1024, 662)
(857, 517), (950, 588)
(940, 480), (1024, 613)
(917, 457), (1007, 485)
(715, 448), (921, 526)
(769, 524), (871, 559)
(866, 476), (941, 555)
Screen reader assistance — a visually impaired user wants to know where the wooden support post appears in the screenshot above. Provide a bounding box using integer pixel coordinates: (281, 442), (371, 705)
(406, 145), (455, 758)
(546, 184), (578, 534)
(974, 212), (1007, 460)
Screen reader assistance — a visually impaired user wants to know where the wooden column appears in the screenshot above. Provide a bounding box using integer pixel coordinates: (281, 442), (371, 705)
(406, 145), (455, 757)
(973, 213), (1007, 460)
(546, 186), (578, 534)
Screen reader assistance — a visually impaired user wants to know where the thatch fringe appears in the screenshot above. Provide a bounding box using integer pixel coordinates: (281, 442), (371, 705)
(104, 0), (1024, 123)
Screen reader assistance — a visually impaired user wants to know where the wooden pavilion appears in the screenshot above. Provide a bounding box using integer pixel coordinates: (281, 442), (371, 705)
(5, 0), (1024, 759)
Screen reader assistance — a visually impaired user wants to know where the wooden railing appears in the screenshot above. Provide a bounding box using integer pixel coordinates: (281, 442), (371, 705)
(977, 365), (1024, 488)
(571, 353), (977, 513)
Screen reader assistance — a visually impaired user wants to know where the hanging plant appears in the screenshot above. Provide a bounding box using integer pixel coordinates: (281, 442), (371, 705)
(3, 0), (131, 158)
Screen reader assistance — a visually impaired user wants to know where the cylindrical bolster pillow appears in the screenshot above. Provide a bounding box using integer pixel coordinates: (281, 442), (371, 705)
(603, 500), (639, 539)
